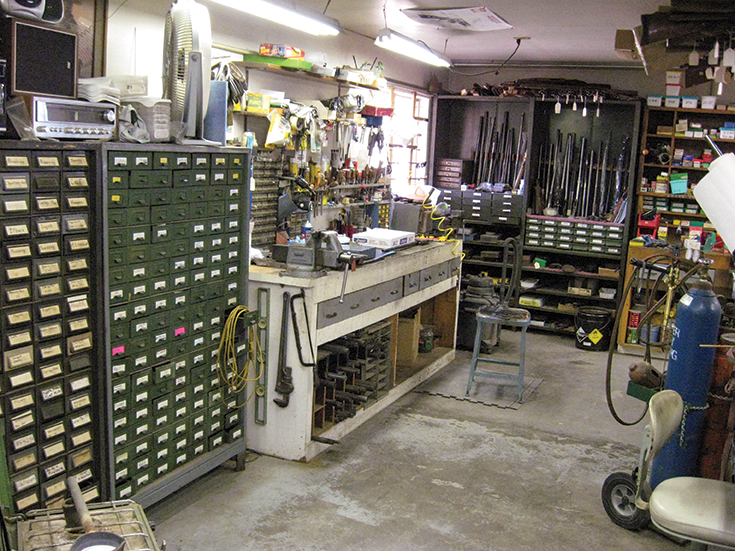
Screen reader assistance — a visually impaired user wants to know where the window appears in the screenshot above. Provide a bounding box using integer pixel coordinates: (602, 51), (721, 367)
(387, 88), (431, 193)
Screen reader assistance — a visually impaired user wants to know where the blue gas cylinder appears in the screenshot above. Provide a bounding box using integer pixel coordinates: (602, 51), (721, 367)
(650, 278), (722, 488)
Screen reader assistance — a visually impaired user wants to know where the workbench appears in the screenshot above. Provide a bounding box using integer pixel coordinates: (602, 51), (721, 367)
(246, 241), (461, 461)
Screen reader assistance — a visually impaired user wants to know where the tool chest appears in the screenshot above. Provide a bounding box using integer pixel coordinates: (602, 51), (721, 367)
(0, 142), (251, 512)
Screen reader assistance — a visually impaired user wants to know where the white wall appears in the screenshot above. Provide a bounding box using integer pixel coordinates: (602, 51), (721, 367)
(104, 0), (436, 96)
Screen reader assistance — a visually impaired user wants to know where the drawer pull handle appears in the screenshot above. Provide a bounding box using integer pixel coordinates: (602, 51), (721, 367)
(325, 312), (338, 319)
(409, 283), (417, 288)
(371, 297), (381, 302)
(424, 276), (432, 282)
(390, 290), (400, 295)
(350, 303), (360, 310)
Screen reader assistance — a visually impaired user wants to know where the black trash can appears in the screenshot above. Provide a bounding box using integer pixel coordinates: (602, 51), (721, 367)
(575, 307), (613, 351)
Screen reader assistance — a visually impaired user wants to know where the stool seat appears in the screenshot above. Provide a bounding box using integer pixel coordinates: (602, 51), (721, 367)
(466, 305), (531, 402)
(650, 476), (735, 548)
(477, 305), (532, 325)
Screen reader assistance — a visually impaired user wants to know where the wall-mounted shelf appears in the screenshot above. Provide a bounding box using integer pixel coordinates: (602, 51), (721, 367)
(233, 61), (381, 91)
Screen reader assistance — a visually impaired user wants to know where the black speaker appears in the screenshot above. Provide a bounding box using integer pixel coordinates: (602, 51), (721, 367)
(0, 17), (76, 98)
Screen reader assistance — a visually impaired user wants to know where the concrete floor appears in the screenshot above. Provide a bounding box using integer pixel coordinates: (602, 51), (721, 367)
(148, 332), (680, 551)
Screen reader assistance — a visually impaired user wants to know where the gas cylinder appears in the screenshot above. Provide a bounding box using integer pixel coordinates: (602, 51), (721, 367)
(650, 277), (722, 489)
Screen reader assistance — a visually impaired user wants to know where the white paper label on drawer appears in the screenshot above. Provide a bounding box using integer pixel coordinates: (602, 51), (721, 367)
(194, 224), (204, 233)
(193, 321), (204, 331)
(228, 203), (239, 212)
(40, 343), (61, 359)
(132, 231), (145, 241)
(115, 434), (127, 446)
(11, 393), (34, 410)
(174, 260), (185, 270)
(67, 217), (88, 231)
(228, 220), (238, 229)
(11, 410), (34, 431)
(211, 222), (222, 232)
(135, 321), (148, 333)
(135, 356), (147, 367)
(71, 395), (91, 410)
(72, 431), (91, 447)
(15, 472), (37, 492)
(135, 156), (148, 166)
(45, 477), (68, 497)
(114, 417), (126, 428)
(40, 304), (61, 317)
(39, 282), (61, 296)
(69, 238), (89, 251)
(67, 197), (87, 208)
(156, 348), (167, 359)
(68, 258), (87, 270)
(136, 442), (148, 454)
(113, 310), (127, 321)
(6, 287), (31, 302)
(211, 269), (221, 278)
(116, 467), (128, 480)
(71, 377), (91, 392)
(14, 433), (35, 450)
(113, 399), (127, 411)
(194, 337), (204, 347)
(68, 277), (88, 291)
(175, 295), (186, 305)
(39, 323), (61, 338)
(41, 385), (63, 401)
(70, 336), (92, 353)
(8, 245), (31, 258)
(71, 412), (91, 428)
(7, 266), (29, 280)
(8, 310), (31, 325)
(8, 349), (33, 369)
(9, 370), (33, 387)
(38, 242), (59, 254)
(68, 176), (88, 187)
(194, 272), (204, 282)
(8, 330), (32, 346)
(154, 280), (166, 291)
(44, 422), (65, 439)
(133, 285), (146, 295)
(5, 199), (28, 212)
(38, 261), (61, 275)
(112, 363), (125, 374)
(37, 198), (59, 210)
(228, 282), (237, 291)
(5, 176), (28, 190)
(6, 223), (29, 236)
(194, 240), (204, 249)
(193, 256), (204, 265)
(41, 363), (62, 379)
(134, 305), (147, 316)
(175, 276), (185, 286)
(136, 424), (148, 436)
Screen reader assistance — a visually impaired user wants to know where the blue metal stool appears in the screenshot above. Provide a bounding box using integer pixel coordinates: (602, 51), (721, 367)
(465, 237), (531, 402)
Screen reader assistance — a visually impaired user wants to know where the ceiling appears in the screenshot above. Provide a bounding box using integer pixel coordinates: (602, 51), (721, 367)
(295, 0), (666, 66)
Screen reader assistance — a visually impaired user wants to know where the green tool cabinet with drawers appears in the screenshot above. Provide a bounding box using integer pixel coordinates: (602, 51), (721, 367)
(0, 142), (251, 512)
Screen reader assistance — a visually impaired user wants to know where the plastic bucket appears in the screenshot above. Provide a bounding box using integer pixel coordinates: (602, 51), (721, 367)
(418, 326), (434, 353)
(575, 307), (613, 351)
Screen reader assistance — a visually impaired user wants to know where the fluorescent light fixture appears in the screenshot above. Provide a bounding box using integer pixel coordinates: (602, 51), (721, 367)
(208, 0), (340, 36)
(374, 28), (451, 67)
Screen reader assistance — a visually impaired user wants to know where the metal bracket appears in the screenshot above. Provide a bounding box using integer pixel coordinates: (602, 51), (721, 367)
(254, 288), (270, 425)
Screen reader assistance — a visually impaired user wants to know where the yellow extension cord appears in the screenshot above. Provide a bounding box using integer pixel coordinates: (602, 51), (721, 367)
(216, 305), (264, 406)
(418, 187), (465, 261)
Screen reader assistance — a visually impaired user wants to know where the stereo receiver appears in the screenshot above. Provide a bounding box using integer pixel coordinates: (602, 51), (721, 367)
(29, 96), (117, 140)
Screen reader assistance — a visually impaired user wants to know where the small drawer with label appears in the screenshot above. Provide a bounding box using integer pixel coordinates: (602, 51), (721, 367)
(7, 408), (36, 436)
(9, 447), (38, 474)
(66, 389), (92, 414)
(3, 261), (31, 283)
(4, 344), (35, 373)
(63, 193), (89, 211)
(68, 426), (93, 449)
(1, 193), (30, 216)
(65, 257), (89, 274)
(40, 458), (66, 482)
(35, 238), (61, 256)
(128, 225), (150, 245)
(4, 240), (32, 261)
(37, 379), (63, 405)
(110, 357), (130, 379)
(38, 361), (63, 381)
(34, 257), (62, 278)
(3, 305), (32, 331)
(36, 320), (63, 341)
(41, 474), (67, 502)
(34, 277), (63, 301)
(3, 218), (31, 240)
(68, 444), (93, 471)
(131, 435), (153, 458)
(130, 280), (150, 299)
(151, 224), (171, 244)
(33, 194), (61, 214)
(1, 172), (30, 191)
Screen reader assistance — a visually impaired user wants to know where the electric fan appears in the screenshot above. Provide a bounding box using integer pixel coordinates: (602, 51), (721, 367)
(162, 0), (213, 143)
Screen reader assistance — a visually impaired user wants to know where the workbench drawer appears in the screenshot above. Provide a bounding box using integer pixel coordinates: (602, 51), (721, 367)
(403, 271), (420, 296)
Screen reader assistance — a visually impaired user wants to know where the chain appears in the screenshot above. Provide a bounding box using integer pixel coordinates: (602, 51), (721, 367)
(679, 402), (710, 448)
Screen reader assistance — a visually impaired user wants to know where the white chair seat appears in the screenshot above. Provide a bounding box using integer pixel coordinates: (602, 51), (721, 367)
(650, 476), (735, 548)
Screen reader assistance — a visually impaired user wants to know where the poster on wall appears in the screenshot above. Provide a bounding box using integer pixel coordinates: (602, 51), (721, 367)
(0, 0), (104, 77)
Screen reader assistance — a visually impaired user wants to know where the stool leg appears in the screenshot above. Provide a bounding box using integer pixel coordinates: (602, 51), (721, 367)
(516, 326), (527, 402)
(466, 319), (485, 396)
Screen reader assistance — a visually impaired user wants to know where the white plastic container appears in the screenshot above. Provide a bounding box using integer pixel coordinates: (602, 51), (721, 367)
(123, 98), (171, 142)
